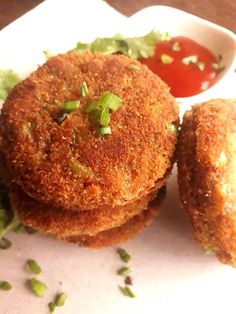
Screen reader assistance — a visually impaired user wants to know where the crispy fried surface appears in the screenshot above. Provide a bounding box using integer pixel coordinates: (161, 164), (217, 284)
(11, 186), (163, 237)
(177, 98), (236, 266)
(0, 51), (178, 211)
(54, 187), (165, 248)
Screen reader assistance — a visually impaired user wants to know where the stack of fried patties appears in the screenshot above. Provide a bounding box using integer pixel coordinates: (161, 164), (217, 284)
(0, 51), (179, 248)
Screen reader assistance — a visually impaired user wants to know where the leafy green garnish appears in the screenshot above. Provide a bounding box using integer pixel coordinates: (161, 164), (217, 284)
(27, 278), (47, 297)
(0, 184), (22, 249)
(74, 30), (170, 59)
(0, 70), (21, 100)
(48, 302), (56, 313)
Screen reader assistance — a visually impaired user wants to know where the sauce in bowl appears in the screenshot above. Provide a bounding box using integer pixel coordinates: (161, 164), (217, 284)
(140, 36), (222, 97)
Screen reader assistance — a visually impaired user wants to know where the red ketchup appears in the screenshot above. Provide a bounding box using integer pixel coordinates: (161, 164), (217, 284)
(139, 36), (219, 97)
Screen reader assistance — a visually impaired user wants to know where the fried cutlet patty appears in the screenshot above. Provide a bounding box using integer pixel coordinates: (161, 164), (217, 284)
(0, 51), (178, 211)
(11, 185), (163, 237)
(177, 99), (236, 266)
(15, 186), (166, 248)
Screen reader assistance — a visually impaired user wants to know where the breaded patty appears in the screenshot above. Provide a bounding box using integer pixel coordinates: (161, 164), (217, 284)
(39, 187), (165, 248)
(0, 51), (178, 211)
(11, 186), (163, 237)
(177, 99), (236, 266)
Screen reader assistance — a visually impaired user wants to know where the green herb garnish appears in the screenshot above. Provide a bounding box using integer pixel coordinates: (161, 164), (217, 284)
(55, 292), (68, 306)
(117, 267), (131, 277)
(160, 54), (173, 64)
(0, 70), (21, 100)
(117, 248), (131, 263)
(74, 30), (170, 59)
(27, 259), (42, 275)
(81, 81), (89, 97)
(27, 278), (47, 297)
(0, 189), (22, 250)
(119, 286), (135, 298)
(0, 281), (12, 291)
(48, 302), (56, 313)
(85, 91), (122, 136)
(172, 41), (181, 51)
(63, 101), (80, 112)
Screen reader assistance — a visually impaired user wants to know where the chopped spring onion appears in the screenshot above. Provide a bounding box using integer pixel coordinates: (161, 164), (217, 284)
(85, 91), (122, 136)
(48, 302), (56, 313)
(117, 248), (131, 263)
(117, 267), (131, 277)
(0, 281), (12, 291)
(166, 124), (179, 136)
(97, 126), (112, 136)
(119, 286), (135, 298)
(160, 54), (173, 64)
(27, 278), (47, 297)
(55, 292), (68, 306)
(196, 61), (205, 71)
(63, 101), (80, 112)
(26, 259), (42, 275)
(81, 81), (89, 97)
(0, 237), (12, 250)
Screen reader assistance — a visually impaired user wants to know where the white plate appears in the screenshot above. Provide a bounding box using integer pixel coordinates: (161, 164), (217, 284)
(1, 1), (236, 314)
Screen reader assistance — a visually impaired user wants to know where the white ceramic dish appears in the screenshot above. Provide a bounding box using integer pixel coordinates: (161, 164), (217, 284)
(1, 1), (236, 314)
(120, 6), (236, 111)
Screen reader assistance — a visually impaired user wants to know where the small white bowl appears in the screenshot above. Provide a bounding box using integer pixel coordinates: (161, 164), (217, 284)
(124, 6), (236, 111)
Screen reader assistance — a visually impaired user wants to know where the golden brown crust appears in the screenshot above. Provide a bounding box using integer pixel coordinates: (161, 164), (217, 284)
(177, 98), (236, 266)
(60, 187), (166, 248)
(0, 51), (178, 211)
(11, 186), (162, 237)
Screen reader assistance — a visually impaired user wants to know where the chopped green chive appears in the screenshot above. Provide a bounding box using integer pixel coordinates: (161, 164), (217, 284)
(26, 259), (42, 275)
(160, 54), (173, 64)
(27, 278), (47, 297)
(117, 267), (131, 277)
(0, 237), (12, 250)
(85, 91), (122, 136)
(119, 286), (135, 298)
(0, 281), (12, 291)
(85, 100), (99, 113)
(182, 55), (198, 65)
(117, 248), (131, 263)
(55, 292), (68, 306)
(99, 92), (122, 111)
(172, 42), (181, 51)
(100, 108), (110, 127)
(81, 81), (89, 97)
(48, 302), (56, 313)
(63, 101), (80, 112)
(97, 126), (112, 136)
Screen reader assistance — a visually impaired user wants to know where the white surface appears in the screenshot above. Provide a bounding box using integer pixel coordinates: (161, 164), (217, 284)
(0, 1), (236, 314)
